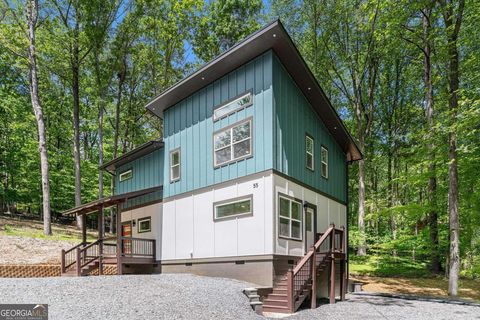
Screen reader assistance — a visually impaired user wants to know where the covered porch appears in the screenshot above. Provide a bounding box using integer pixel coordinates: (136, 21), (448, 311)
(60, 186), (161, 276)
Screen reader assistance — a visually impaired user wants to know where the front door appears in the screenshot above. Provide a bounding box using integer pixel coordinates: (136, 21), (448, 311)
(304, 205), (316, 253)
(121, 221), (132, 254)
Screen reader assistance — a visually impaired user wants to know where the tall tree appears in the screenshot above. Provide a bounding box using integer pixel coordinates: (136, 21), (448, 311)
(26, 0), (51, 235)
(192, 0), (263, 62)
(439, 0), (465, 296)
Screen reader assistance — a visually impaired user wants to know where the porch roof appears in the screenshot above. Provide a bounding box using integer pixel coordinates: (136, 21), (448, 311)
(62, 186), (162, 216)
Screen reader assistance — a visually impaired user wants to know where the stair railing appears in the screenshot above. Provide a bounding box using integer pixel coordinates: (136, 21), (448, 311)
(287, 224), (336, 313)
(75, 239), (102, 276)
(61, 242), (88, 273)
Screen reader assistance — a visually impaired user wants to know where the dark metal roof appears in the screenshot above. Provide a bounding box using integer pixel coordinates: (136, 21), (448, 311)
(62, 186), (163, 216)
(145, 20), (362, 162)
(100, 140), (164, 172)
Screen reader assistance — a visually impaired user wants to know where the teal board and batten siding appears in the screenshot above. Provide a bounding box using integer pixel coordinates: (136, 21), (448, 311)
(115, 148), (164, 209)
(272, 54), (347, 203)
(162, 51), (274, 198)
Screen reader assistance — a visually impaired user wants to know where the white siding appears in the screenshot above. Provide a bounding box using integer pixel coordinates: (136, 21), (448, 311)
(161, 172), (274, 260)
(121, 202), (162, 259)
(273, 174), (347, 257)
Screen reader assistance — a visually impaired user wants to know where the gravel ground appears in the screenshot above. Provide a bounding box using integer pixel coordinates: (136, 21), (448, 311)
(1, 274), (479, 320)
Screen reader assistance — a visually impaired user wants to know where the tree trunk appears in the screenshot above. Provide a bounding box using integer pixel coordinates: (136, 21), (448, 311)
(72, 19), (82, 229)
(441, 0), (464, 296)
(357, 130), (366, 256)
(95, 53), (104, 234)
(26, 0), (51, 235)
(422, 7), (441, 273)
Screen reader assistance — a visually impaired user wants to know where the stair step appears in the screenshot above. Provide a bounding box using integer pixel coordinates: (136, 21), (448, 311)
(263, 299), (289, 307)
(262, 305), (291, 314)
(266, 293), (287, 301)
(272, 288), (287, 294)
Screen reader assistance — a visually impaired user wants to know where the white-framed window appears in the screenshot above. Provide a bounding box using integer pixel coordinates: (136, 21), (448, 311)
(278, 195), (303, 240)
(306, 134), (314, 171)
(137, 217), (151, 233)
(119, 169), (133, 182)
(214, 196), (252, 220)
(213, 91), (253, 121)
(170, 149), (181, 182)
(213, 118), (252, 167)
(321, 146), (328, 179)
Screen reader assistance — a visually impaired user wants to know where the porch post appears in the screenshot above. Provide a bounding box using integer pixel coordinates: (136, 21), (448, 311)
(116, 203), (122, 275)
(329, 224), (336, 304)
(98, 205), (104, 275)
(81, 214), (87, 244)
(311, 247), (317, 309)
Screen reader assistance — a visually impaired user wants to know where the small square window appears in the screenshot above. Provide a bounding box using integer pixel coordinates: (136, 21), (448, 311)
(138, 217), (151, 233)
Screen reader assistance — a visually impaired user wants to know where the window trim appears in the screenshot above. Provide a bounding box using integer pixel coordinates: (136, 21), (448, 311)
(213, 117), (253, 168)
(119, 168), (133, 182)
(170, 148), (181, 183)
(213, 195), (253, 221)
(321, 146), (328, 179)
(213, 90), (253, 121)
(137, 217), (151, 233)
(277, 193), (303, 241)
(305, 134), (314, 171)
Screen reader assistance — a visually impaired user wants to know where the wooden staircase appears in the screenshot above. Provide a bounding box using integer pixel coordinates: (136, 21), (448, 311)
(263, 224), (346, 314)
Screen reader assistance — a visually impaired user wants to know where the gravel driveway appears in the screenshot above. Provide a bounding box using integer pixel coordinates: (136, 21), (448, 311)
(0, 274), (478, 320)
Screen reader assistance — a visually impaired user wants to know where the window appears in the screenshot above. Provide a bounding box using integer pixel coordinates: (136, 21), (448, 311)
(278, 195), (303, 240)
(306, 135), (314, 171)
(119, 169), (133, 182)
(321, 146), (328, 178)
(213, 118), (252, 167)
(213, 91), (253, 121)
(170, 149), (181, 182)
(214, 196), (252, 220)
(137, 217), (151, 233)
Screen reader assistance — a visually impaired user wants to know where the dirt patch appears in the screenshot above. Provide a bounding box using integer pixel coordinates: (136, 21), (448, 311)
(0, 235), (73, 264)
(351, 275), (480, 302)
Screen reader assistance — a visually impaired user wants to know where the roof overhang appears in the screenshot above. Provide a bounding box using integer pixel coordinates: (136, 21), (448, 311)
(62, 186), (162, 216)
(145, 20), (362, 162)
(100, 140), (164, 173)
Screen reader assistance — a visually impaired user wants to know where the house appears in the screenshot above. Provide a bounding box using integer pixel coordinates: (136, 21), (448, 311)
(60, 20), (362, 314)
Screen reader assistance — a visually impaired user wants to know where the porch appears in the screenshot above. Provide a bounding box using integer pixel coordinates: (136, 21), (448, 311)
(60, 187), (161, 276)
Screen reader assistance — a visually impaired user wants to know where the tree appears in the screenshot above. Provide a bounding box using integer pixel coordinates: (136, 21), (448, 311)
(438, 0), (465, 297)
(192, 0), (263, 62)
(26, 0), (51, 235)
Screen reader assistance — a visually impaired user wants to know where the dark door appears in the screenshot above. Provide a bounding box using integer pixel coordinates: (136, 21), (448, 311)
(121, 221), (132, 254)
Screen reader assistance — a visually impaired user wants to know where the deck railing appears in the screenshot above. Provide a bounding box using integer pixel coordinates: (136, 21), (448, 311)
(286, 224), (345, 313)
(61, 236), (156, 275)
(120, 237), (155, 259)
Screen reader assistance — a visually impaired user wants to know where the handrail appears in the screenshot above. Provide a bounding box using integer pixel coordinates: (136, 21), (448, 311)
(287, 224), (344, 313)
(79, 239), (101, 253)
(64, 242), (88, 255)
(293, 225), (334, 274)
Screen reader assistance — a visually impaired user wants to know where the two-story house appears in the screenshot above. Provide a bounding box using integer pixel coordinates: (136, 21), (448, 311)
(61, 20), (362, 314)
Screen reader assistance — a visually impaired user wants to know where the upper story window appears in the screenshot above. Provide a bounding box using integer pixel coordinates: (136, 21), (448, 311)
(306, 134), (314, 171)
(213, 91), (253, 121)
(214, 195), (252, 220)
(213, 118), (252, 167)
(278, 195), (302, 240)
(170, 149), (181, 182)
(321, 146), (328, 179)
(119, 169), (133, 182)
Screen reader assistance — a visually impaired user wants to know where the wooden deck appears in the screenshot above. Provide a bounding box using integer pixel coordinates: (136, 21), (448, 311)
(61, 237), (156, 276)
